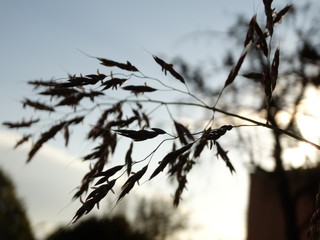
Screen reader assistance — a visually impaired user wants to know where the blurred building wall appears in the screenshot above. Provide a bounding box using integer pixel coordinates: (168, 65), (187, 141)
(247, 167), (320, 240)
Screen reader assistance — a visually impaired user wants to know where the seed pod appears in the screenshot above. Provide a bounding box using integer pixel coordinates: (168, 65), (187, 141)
(153, 55), (185, 83)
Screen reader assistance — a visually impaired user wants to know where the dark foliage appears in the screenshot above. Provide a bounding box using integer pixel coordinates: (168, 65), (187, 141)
(47, 216), (148, 240)
(0, 168), (35, 240)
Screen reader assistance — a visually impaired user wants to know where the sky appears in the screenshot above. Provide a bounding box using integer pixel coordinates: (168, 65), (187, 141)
(0, 0), (311, 239)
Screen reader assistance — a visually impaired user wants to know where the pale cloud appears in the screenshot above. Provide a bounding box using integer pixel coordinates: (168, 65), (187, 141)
(0, 129), (88, 171)
(0, 129), (89, 239)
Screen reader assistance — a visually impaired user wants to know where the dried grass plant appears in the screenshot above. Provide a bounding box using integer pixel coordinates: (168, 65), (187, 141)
(4, 2), (320, 238)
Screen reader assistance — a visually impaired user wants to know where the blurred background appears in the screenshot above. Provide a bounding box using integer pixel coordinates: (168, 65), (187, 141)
(1, 1), (320, 240)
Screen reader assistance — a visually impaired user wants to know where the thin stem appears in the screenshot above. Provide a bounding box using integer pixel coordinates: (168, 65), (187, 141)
(134, 137), (177, 164)
(165, 104), (175, 121)
(213, 106), (320, 150)
(137, 72), (210, 108)
(124, 98), (320, 150)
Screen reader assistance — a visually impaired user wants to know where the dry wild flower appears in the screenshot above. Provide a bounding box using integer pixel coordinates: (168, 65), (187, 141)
(153, 55), (185, 83)
(122, 85), (157, 94)
(94, 165), (124, 185)
(117, 165), (148, 203)
(263, 0), (274, 36)
(97, 57), (139, 72)
(203, 125), (233, 141)
(3, 2), (312, 226)
(72, 179), (116, 224)
(101, 78), (127, 90)
(271, 47), (280, 91)
(273, 5), (293, 25)
(22, 99), (54, 112)
(3, 119), (40, 128)
(224, 52), (247, 88)
(253, 19), (268, 57)
(174, 121), (194, 145)
(63, 126), (69, 147)
(242, 72), (264, 82)
(114, 128), (166, 141)
(244, 16), (256, 48)
(14, 134), (31, 149)
(28, 80), (58, 88)
(215, 141), (235, 174)
(149, 143), (194, 180)
(39, 88), (80, 97)
(174, 175), (187, 207)
(125, 142), (133, 176)
(27, 121), (66, 162)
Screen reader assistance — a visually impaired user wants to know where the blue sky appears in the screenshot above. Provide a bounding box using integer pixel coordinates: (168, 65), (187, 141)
(0, 0), (251, 124)
(0, 0), (304, 239)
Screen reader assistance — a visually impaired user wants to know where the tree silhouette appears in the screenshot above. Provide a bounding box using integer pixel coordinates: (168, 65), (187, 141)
(46, 216), (148, 240)
(0, 168), (35, 240)
(46, 196), (187, 240)
(128, 196), (188, 240)
(3, 1), (320, 239)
